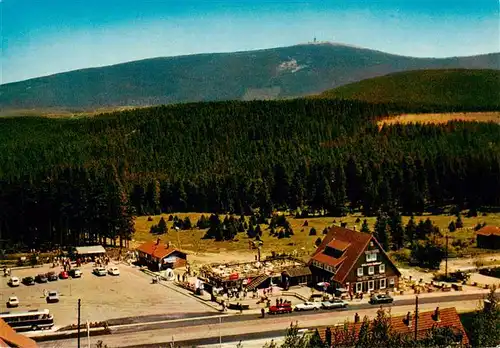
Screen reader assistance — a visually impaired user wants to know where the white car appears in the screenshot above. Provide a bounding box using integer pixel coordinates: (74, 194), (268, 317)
(7, 296), (19, 308)
(294, 301), (322, 311)
(8, 277), (20, 287)
(108, 267), (120, 276)
(46, 291), (60, 303)
(321, 298), (348, 310)
(93, 267), (107, 276)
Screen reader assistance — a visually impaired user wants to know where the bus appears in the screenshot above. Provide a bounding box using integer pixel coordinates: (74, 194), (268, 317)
(0, 309), (54, 331)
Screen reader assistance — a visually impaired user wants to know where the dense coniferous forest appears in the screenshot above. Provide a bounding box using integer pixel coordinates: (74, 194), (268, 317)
(0, 99), (499, 249)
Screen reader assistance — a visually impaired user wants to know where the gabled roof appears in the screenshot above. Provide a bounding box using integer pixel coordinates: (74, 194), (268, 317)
(477, 225), (500, 237)
(318, 307), (468, 345)
(310, 225), (400, 283)
(136, 240), (184, 259)
(0, 318), (39, 347)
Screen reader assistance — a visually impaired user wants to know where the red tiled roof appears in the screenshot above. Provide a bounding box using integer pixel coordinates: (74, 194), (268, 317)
(136, 240), (183, 259)
(327, 239), (351, 251)
(318, 307), (468, 345)
(477, 225), (500, 237)
(310, 226), (371, 283)
(0, 318), (39, 347)
(310, 226), (400, 283)
(311, 252), (347, 268)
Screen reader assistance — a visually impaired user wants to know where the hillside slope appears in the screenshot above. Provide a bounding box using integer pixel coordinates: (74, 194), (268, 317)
(1, 44), (499, 111)
(318, 69), (500, 109)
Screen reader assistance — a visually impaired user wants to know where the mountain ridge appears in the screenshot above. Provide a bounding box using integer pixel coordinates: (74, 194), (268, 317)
(1, 43), (499, 112)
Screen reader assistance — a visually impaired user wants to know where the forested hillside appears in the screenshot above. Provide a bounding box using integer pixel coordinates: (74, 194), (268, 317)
(318, 69), (500, 108)
(0, 99), (499, 249)
(1, 44), (499, 112)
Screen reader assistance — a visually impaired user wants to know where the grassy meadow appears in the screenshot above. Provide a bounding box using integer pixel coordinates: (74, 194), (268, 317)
(133, 212), (500, 261)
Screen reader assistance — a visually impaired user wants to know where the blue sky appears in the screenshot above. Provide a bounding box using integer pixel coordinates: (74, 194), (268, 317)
(2, 0), (499, 83)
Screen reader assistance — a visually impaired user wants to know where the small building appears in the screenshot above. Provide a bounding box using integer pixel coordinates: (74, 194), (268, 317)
(136, 239), (187, 271)
(476, 225), (500, 249)
(318, 307), (468, 346)
(0, 318), (39, 347)
(309, 226), (401, 294)
(73, 245), (106, 259)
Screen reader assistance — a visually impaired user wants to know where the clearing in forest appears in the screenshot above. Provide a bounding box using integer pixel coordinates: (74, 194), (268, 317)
(378, 112), (500, 127)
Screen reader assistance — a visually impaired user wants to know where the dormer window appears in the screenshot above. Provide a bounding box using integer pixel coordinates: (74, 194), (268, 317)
(366, 253), (377, 262)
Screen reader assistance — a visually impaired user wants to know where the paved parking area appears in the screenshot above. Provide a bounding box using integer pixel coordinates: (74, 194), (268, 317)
(0, 262), (215, 329)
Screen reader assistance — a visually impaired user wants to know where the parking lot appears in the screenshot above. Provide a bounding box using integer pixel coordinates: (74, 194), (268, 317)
(0, 262), (215, 330)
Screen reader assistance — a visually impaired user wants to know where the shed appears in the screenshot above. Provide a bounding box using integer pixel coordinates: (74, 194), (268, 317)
(476, 226), (500, 249)
(136, 239), (187, 271)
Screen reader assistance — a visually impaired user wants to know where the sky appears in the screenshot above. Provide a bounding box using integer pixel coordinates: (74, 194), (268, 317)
(1, 0), (499, 84)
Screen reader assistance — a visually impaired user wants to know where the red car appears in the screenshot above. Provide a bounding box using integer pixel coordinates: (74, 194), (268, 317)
(59, 271), (69, 279)
(269, 303), (292, 315)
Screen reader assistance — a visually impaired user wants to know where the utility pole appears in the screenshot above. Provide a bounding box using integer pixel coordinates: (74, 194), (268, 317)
(219, 316), (222, 347)
(445, 233), (449, 279)
(77, 299), (81, 348)
(414, 296), (419, 341)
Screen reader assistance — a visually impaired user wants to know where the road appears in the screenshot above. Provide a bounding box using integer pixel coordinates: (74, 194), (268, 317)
(38, 292), (485, 348)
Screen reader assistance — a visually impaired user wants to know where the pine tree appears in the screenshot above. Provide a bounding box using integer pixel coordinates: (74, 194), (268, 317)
(361, 219), (370, 233)
(455, 213), (464, 228)
(405, 216), (417, 246)
(374, 212), (391, 251)
(388, 210), (404, 250)
(183, 216), (192, 230)
(157, 217), (167, 234)
(448, 221), (456, 233)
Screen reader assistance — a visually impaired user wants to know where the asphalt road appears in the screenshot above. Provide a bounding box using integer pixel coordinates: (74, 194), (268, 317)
(111, 292), (484, 335)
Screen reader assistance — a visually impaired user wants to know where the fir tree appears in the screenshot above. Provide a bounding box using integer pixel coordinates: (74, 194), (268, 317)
(361, 219), (371, 233)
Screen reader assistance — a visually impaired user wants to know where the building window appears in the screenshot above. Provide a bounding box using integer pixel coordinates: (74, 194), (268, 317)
(380, 278), (386, 289)
(389, 278), (395, 286)
(356, 282), (362, 293)
(357, 267), (363, 276)
(366, 253), (377, 262)
(368, 266), (374, 275)
(379, 264), (385, 273)
(368, 280), (374, 291)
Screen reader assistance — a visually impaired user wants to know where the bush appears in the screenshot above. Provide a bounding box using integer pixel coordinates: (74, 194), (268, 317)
(474, 223), (483, 231)
(355, 217), (361, 223)
(147, 216), (153, 222)
(309, 227), (317, 236)
(315, 237), (322, 246)
(323, 227), (329, 235)
(303, 220), (309, 227)
(168, 215), (174, 221)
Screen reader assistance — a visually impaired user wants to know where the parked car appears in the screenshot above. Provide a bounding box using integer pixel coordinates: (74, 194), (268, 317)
(269, 304), (293, 315)
(93, 268), (107, 276)
(369, 294), (394, 305)
(46, 291), (60, 303)
(22, 276), (35, 286)
(8, 277), (20, 287)
(35, 274), (48, 283)
(108, 267), (120, 276)
(321, 298), (348, 310)
(294, 301), (322, 311)
(46, 272), (58, 281)
(59, 271), (69, 279)
(7, 296), (19, 308)
(69, 269), (82, 278)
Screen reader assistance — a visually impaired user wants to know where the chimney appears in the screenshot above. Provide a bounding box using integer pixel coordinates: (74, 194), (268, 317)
(433, 307), (441, 322)
(353, 225), (357, 231)
(405, 311), (412, 327)
(156, 238), (161, 245)
(354, 313), (360, 323)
